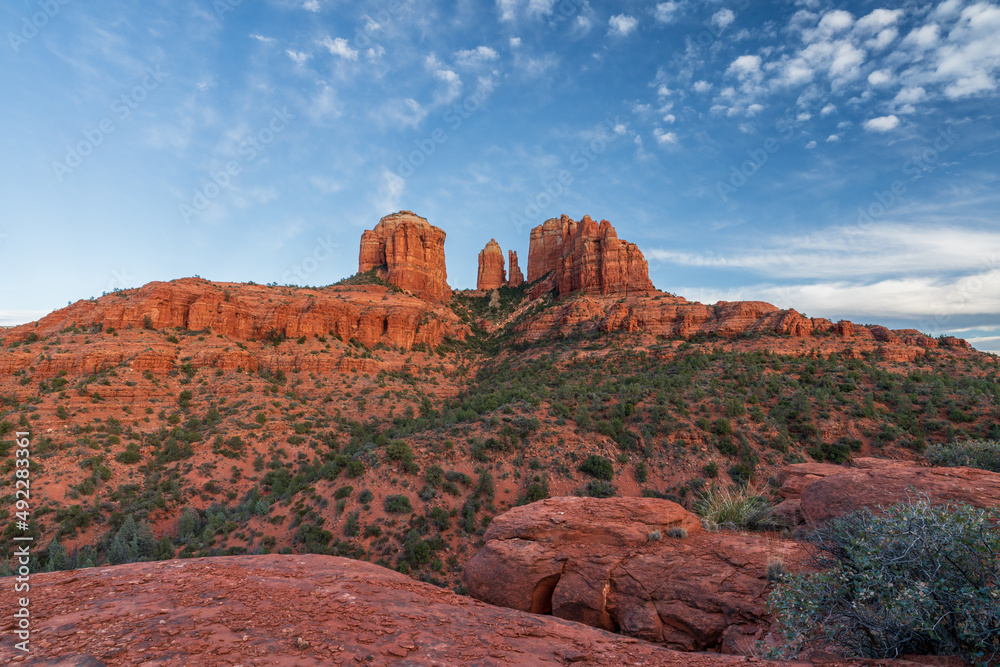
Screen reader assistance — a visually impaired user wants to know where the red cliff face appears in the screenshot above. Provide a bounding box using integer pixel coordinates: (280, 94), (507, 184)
(526, 215), (654, 299)
(358, 211), (450, 302)
(0, 278), (468, 376)
(507, 250), (524, 288)
(477, 239), (506, 291)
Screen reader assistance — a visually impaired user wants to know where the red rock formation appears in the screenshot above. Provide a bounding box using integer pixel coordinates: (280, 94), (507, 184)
(358, 211), (450, 301)
(464, 496), (810, 655)
(24, 554), (726, 666)
(799, 464), (1000, 526)
(526, 215), (654, 298)
(0, 277), (468, 376)
(507, 250), (524, 287)
(476, 239), (506, 291)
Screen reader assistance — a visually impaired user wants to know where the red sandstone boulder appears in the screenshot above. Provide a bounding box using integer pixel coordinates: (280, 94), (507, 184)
(18, 554), (747, 666)
(508, 249), (525, 287)
(476, 238), (506, 291)
(464, 496), (809, 655)
(799, 465), (1000, 525)
(526, 215), (654, 299)
(358, 211), (450, 301)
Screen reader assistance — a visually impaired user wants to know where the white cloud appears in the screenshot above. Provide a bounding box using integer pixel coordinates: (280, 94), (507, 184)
(574, 15), (593, 35)
(321, 37), (358, 60)
(654, 2), (681, 24)
(654, 128), (677, 145)
(855, 8), (903, 32)
(935, 3), (1000, 99)
(868, 27), (899, 50)
(903, 23), (940, 49)
(648, 223), (1000, 282)
(868, 68), (892, 86)
(894, 86), (926, 104)
(454, 46), (500, 68)
(527, 0), (556, 16)
(497, 0), (519, 21)
(829, 42), (866, 81)
(711, 8), (736, 32)
(250, 34), (276, 44)
(509, 37), (521, 48)
(693, 80), (713, 92)
(302, 0), (320, 11)
(286, 50), (311, 65)
(826, 133), (841, 141)
(864, 114), (900, 132)
(817, 9), (854, 35)
(805, 140), (817, 148)
(609, 14), (639, 37)
(375, 168), (405, 214)
(820, 103), (836, 115)
(727, 54), (763, 85)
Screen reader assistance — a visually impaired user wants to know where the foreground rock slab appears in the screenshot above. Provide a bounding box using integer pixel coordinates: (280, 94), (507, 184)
(465, 497), (813, 654)
(5, 554), (938, 667)
(0, 554), (792, 666)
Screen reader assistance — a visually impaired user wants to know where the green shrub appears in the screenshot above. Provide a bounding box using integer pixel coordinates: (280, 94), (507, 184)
(695, 485), (779, 531)
(384, 494), (413, 514)
(768, 498), (1000, 664)
(579, 454), (614, 481)
(583, 480), (615, 498)
(115, 443), (141, 464)
(925, 438), (1000, 473)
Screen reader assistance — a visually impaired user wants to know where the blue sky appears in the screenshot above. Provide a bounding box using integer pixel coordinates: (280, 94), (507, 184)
(2, 0), (999, 352)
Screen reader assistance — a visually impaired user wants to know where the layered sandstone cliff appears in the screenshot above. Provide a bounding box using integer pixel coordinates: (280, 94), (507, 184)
(476, 239), (506, 291)
(359, 211), (450, 301)
(527, 215), (654, 298)
(0, 277), (468, 377)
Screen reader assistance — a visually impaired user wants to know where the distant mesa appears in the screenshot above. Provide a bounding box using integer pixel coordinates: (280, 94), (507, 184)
(527, 214), (655, 299)
(477, 239), (506, 291)
(358, 211), (450, 302)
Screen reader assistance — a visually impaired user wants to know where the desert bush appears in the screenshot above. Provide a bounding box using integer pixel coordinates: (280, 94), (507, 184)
(579, 454), (614, 481)
(768, 498), (1000, 664)
(925, 438), (1000, 473)
(695, 485), (779, 531)
(384, 494), (413, 514)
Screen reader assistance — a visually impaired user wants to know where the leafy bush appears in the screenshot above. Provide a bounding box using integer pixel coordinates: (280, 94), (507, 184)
(583, 480), (615, 498)
(925, 438), (1000, 473)
(768, 498), (1000, 664)
(384, 494), (413, 514)
(579, 454), (614, 481)
(695, 485), (779, 531)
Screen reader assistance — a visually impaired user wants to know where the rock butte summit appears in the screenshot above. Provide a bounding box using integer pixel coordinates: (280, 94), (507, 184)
(358, 211), (450, 302)
(362, 211), (655, 300)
